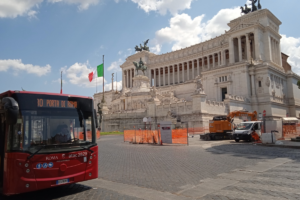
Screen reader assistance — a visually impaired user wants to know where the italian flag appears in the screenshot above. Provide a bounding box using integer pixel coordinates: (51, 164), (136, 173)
(89, 63), (103, 82)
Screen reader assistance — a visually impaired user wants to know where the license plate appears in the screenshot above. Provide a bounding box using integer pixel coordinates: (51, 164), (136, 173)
(56, 179), (69, 185)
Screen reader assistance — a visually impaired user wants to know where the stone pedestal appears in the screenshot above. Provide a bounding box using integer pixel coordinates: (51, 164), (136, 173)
(131, 75), (151, 93)
(192, 93), (207, 114)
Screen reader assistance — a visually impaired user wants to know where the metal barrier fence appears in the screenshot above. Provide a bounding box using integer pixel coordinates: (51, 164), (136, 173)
(262, 117), (300, 140)
(123, 123), (188, 145)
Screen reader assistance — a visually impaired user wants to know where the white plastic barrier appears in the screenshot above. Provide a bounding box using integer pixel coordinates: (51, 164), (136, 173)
(261, 132), (276, 144)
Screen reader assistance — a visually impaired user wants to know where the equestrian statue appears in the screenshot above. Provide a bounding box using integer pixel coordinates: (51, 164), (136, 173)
(133, 58), (147, 76)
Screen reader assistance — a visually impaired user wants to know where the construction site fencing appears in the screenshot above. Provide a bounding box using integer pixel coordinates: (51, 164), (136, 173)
(261, 117), (300, 140)
(123, 123), (188, 145)
(282, 120), (300, 139)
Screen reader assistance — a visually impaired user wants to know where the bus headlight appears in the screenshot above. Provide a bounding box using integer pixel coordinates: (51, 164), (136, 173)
(25, 163), (29, 168)
(90, 156), (93, 159)
(26, 184), (30, 188)
(89, 161), (92, 164)
(26, 169), (30, 173)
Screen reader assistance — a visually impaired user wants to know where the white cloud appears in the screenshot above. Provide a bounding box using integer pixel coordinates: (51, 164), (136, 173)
(281, 35), (300, 74)
(131, 0), (193, 15)
(150, 44), (161, 54)
(0, 0), (42, 18)
(108, 59), (123, 71)
(154, 7), (241, 51)
(104, 80), (122, 91)
(48, 0), (100, 10)
(0, 59), (51, 76)
(63, 61), (106, 88)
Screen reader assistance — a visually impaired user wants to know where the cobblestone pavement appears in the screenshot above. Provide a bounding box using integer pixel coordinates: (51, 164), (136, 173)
(2, 135), (300, 199)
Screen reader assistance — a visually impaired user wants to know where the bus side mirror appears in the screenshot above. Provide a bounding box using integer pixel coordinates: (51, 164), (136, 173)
(2, 97), (19, 125)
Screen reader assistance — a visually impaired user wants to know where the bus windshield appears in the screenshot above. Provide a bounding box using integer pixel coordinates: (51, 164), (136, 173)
(8, 109), (95, 154)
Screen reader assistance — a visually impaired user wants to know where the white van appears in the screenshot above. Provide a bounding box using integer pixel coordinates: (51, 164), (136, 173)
(233, 121), (262, 142)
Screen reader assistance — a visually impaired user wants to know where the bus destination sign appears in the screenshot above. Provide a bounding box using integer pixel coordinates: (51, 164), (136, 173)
(37, 99), (77, 109)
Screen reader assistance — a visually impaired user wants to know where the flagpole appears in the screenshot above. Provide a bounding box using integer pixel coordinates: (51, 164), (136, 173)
(96, 69), (97, 93)
(102, 55), (105, 103)
(60, 71), (62, 94)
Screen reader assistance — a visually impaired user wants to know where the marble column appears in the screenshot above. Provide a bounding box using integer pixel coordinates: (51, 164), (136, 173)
(218, 52), (220, 66)
(127, 70), (129, 88)
(276, 41), (279, 64)
(238, 36), (242, 62)
(213, 54), (215, 68)
(229, 38), (234, 63)
(172, 65), (175, 85)
(254, 29), (260, 60)
(163, 67), (166, 86)
(192, 60), (195, 79)
(153, 69), (156, 87)
(202, 57), (205, 70)
(159, 68), (161, 87)
(177, 65), (180, 84)
(278, 40), (283, 66)
(197, 59), (200, 75)
(182, 63), (185, 83)
(168, 66), (170, 85)
(207, 56), (210, 69)
(187, 62), (190, 80)
(246, 34), (251, 61)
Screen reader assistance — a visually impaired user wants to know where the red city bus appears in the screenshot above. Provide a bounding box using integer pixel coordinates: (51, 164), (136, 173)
(0, 90), (98, 196)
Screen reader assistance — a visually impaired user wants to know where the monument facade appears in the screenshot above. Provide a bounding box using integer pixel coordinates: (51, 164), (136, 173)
(94, 8), (300, 132)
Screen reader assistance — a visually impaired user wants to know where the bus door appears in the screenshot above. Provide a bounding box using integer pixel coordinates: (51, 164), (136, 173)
(0, 113), (4, 188)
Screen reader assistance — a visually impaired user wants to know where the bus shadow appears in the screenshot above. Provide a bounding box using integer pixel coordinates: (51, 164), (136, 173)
(1, 183), (92, 200)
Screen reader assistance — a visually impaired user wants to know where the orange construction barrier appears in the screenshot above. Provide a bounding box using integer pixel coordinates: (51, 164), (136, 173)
(124, 128), (188, 145)
(172, 129), (188, 144)
(283, 124), (300, 139)
(97, 129), (101, 140)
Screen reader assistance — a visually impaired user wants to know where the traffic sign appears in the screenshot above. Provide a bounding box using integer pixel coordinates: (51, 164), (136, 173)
(43, 163), (48, 168)
(143, 117), (147, 123)
(48, 162), (53, 168)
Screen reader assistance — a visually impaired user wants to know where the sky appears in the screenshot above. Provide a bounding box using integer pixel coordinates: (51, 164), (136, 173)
(0, 0), (300, 97)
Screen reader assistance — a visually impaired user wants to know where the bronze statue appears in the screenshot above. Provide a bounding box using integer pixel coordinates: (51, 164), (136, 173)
(241, 4), (251, 14)
(251, 0), (258, 12)
(135, 45), (142, 52)
(133, 58), (147, 75)
(241, 0), (262, 15)
(134, 39), (150, 52)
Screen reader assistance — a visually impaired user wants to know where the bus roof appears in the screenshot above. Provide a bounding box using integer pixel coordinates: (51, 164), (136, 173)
(0, 90), (92, 99)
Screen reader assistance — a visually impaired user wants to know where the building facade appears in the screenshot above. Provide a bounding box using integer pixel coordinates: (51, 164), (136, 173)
(94, 9), (300, 132)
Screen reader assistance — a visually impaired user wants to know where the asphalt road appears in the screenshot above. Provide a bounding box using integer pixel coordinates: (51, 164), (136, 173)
(2, 135), (300, 200)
